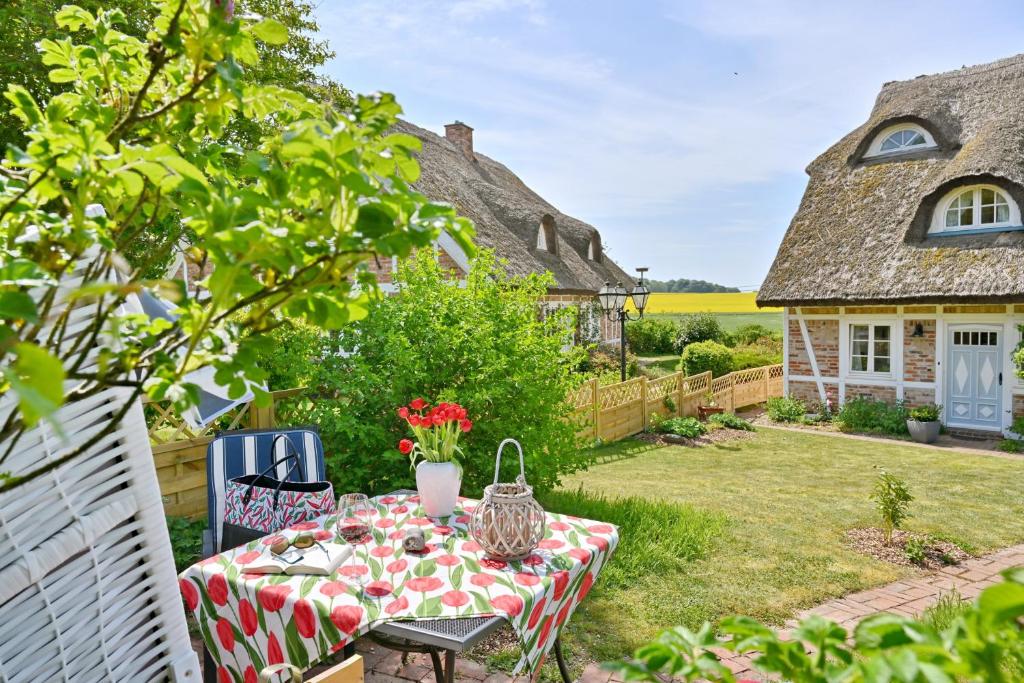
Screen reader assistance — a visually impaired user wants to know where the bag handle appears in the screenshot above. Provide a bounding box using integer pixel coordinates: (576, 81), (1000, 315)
(240, 433), (306, 509)
(493, 438), (527, 487)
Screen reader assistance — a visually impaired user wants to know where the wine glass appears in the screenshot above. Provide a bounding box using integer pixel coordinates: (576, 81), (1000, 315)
(336, 493), (372, 583)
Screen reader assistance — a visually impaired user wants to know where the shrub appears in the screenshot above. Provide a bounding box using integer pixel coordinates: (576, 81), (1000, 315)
(626, 318), (679, 355)
(728, 340), (783, 370)
(836, 397), (909, 435)
(998, 439), (1024, 453)
(708, 412), (754, 431)
(909, 403), (942, 422)
(679, 341), (733, 377)
(166, 516), (204, 573)
(289, 250), (587, 496)
(658, 417), (707, 438)
(728, 323), (781, 346)
(582, 347), (639, 382)
(1011, 416), (1024, 436)
(674, 313), (725, 353)
(871, 468), (913, 545)
(904, 535), (927, 565)
(766, 396), (806, 422)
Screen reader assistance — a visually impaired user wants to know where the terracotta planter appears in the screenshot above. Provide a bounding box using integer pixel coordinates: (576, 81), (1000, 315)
(416, 461), (461, 517)
(698, 405), (725, 421)
(907, 419), (940, 444)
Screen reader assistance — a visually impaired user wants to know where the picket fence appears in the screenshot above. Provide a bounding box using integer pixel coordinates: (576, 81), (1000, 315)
(147, 365), (783, 519)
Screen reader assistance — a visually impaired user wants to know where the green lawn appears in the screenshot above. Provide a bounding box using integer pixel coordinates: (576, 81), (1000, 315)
(544, 428), (1024, 664)
(648, 311), (783, 333)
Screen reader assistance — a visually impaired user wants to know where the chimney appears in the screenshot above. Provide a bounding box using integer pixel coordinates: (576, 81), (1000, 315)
(444, 121), (475, 160)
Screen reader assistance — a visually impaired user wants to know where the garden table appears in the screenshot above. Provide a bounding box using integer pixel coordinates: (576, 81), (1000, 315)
(181, 491), (618, 683)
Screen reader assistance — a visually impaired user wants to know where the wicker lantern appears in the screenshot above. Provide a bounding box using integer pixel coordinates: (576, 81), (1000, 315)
(470, 439), (546, 561)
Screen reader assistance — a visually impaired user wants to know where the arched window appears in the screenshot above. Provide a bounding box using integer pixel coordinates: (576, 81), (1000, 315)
(537, 214), (557, 254)
(865, 123), (936, 158)
(930, 184), (1021, 234)
(587, 233), (601, 262)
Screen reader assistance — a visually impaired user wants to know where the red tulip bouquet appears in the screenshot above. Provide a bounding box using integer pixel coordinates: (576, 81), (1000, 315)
(397, 398), (473, 471)
(398, 398), (473, 517)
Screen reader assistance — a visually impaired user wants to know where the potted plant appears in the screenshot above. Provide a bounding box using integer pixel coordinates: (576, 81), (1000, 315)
(397, 398), (473, 517)
(907, 403), (942, 444)
(698, 391), (725, 421)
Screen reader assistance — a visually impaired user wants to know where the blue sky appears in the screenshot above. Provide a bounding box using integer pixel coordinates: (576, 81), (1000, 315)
(314, 1), (1024, 289)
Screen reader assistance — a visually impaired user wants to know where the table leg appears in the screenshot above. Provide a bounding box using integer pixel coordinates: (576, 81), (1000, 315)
(428, 648), (445, 683)
(203, 645), (218, 683)
(553, 637), (572, 683)
(444, 649), (456, 683)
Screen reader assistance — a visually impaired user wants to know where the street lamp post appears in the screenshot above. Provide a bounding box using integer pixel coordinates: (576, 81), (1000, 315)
(598, 268), (651, 382)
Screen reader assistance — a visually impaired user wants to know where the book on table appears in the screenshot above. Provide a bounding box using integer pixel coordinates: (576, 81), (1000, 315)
(243, 542), (353, 576)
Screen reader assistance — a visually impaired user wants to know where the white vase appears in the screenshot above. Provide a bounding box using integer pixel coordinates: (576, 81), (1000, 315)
(416, 461), (461, 518)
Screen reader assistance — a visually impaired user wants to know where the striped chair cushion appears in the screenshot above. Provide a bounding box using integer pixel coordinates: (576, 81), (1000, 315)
(206, 427), (326, 553)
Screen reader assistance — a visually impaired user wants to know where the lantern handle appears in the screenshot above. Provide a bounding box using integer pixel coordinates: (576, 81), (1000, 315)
(494, 438), (527, 486)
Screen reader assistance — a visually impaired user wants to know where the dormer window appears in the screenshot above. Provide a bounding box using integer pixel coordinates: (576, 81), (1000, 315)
(537, 214), (557, 254)
(587, 234), (601, 262)
(930, 184), (1021, 235)
(864, 123), (936, 158)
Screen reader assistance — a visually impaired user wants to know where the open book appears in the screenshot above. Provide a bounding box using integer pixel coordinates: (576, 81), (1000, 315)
(242, 541), (353, 576)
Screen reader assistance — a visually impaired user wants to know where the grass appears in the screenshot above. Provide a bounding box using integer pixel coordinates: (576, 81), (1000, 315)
(920, 589), (968, 631)
(549, 427), (1024, 664)
(647, 311), (783, 334)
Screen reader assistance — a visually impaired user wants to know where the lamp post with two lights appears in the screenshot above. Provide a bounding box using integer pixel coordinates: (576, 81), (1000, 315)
(598, 267), (651, 382)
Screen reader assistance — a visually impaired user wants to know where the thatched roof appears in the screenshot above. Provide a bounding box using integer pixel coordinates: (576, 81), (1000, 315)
(397, 120), (634, 293)
(758, 54), (1024, 307)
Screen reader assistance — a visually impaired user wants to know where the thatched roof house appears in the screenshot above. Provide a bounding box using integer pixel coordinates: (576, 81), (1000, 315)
(759, 54), (1024, 435)
(367, 120), (633, 343)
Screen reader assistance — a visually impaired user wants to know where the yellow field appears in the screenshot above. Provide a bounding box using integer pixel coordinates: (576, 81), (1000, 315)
(630, 292), (781, 314)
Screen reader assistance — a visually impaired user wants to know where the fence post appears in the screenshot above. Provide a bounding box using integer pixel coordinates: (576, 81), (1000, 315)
(640, 376), (648, 429)
(763, 366), (770, 402)
(591, 379), (600, 441)
(250, 399), (275, 430)
(729, 373), (736, 412)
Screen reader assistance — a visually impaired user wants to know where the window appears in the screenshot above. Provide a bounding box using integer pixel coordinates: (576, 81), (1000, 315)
(587, 233), (601, 262)
(537, 214), (557, 254)
(930, 184), (1020, 233)
(864, 123), (936, 158)
(850, 324), (891, 374)
(953, 330), (998, 346)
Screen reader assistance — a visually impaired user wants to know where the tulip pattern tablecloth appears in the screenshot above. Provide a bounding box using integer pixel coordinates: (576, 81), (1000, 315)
(180, 493), (619, 682)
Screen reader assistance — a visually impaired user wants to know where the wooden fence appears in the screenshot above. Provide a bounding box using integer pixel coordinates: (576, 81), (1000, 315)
(570, 364), (784, 443)
(147, 365), (782, 518)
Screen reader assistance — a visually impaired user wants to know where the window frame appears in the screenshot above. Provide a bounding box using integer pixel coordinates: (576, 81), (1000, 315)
(864, 123), (937, 158)
(929, 184), (1022, 235)
(848, 322), (894, 377)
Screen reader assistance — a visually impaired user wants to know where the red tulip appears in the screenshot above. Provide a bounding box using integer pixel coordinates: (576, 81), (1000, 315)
(262, 534), (287, 546)
(522, 554), (544, 566)
(238, 598), (258, 636)
(514, 572), (541, 587)
(410, 398), (427, 410)
(179, 579), (199, 611)
(462, 541), (482, 553)
(578, 573), (595, 602)
(586, 536), (609, 551)
(320, 581), (348, 597)
(557, 601), (571, 626)
(371, 545), (395, 558)
(339, 564), (369, 578)
(386, 558), (408, 573)
(481, 558), (507, 570)
(216, 618), (235, 651)
(398, 439), (414, 455)
(244, 666), (258, 683)
(548, 521), (571, 532)
(536, 615), (554, 649)
(398, 407), (409, 419)
(528, 598), (547, 629)
(588, 524), (614, 534)
(375, 518), (396, 529)
(406, 576), (444, 592)
(364, 580), (394, 597)
(330, 605), (364, 634)
(314, 530), (334, 541)
(442, 590), (470, 607)
(567, 548), (591, 563)
(385, 596), (409, 615)
(490, 594), (524, 617)
(268, 633), (283, 665)
(257, 584), (292, 612)
(217, 666), (231, 683)
(207, 573), (229, 606)
(236, 550), (261, 565)
(460, 419), (472, 433)
(289, 521), (319, 531)
(436, 554), (460, 567)
(409, 415), (421, 427)
(551, 571), (570, 601)
(433, 525), (454, 535)
(294, 599), (317, 638)
(470, 574), (496, 588)
(537, 539), (564, 550)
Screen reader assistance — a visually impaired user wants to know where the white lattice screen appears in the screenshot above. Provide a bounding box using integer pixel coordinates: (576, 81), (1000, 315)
(0, 261), (201, 682)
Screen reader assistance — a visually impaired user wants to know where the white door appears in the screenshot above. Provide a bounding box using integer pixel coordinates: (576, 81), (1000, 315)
(946, 326), (1002, 430)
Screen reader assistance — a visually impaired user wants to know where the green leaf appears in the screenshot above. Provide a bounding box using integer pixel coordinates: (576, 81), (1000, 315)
(0, 292), (38, 322)
(5, 343), (66, 427)
(54, 5), (96, 32)
(251, 19), (289, 45)
(355, 203), (395, 238)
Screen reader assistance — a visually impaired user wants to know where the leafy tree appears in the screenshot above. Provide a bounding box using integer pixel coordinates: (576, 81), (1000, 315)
(674, 312), (725, 353)
(646, 278), (739, 293)
(612, 568), (1024, 682)
(0, 1), (474, 492)
(678, 340), (733, 378)
(870, 468), (913, 545)
(284, 250), (588, 496)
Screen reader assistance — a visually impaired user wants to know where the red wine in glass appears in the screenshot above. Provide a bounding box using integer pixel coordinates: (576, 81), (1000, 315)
(338, 522), (370, 543)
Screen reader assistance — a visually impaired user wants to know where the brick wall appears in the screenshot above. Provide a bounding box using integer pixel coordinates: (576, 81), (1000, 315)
(363, 255), (394, 283)
(845, 384), (898, 404)
(1013, 394), (1024, 424)
(903, 319), (935, 382)
(903, 387), (936, 408)
(437, 248), (465, 276)
(787, 380), (838, 408)
(787, 319), (839, 377)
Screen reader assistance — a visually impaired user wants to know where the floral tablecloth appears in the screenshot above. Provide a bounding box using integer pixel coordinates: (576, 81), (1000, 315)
(180, 493), (618, 682)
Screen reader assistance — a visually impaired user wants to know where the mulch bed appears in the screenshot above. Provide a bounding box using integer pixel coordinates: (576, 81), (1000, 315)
(845, 527), (970, 570)
(636, 427), (756, 448)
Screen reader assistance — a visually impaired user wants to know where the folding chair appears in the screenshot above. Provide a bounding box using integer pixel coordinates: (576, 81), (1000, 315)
(203, 426), (327, 556)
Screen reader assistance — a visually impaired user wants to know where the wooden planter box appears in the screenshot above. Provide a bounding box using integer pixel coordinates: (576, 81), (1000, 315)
(698, 405), (725, 421)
